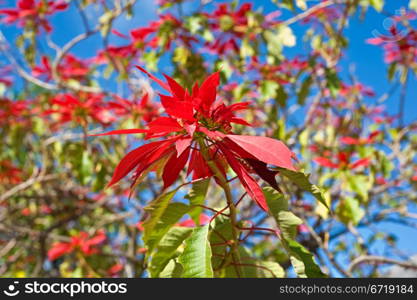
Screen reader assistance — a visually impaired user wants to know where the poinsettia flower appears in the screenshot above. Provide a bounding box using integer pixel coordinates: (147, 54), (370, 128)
(205, 3), (253, 55)
(108, 93), (160, 123)
(94, 67), (296, 211)
(0, 160), (23, 184)
(0, 0), (68, 33)
(44, 93), (116, 128)
(32, 55), (90, 82)
(0, 98), (31, 126)
(177, 214), (211, 227)
(48, 230), (106, 261)
(340, 131), (381, 145)
(314, 151), (370, 170)
(367, 25), (417, 65)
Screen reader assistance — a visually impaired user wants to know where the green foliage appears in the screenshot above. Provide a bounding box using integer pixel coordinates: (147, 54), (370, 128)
(178, 225), (214, 278)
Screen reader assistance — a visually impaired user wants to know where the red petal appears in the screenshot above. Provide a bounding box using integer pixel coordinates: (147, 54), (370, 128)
(162, 147), (190, 188)
(175, 138), (192, 157)
(349, 158), (370, 169)
(159, 94), (195, 121)
(136, 65), (171, 93)
(47, 242), (72, 261)
(340, 136), (360, 145)
(108, 140), (166, 187)
(220, 145), (268, 211)
(230, 117), (252, 126)
(90, 129), (148, 137)
(198, 72), (220, 111)
(187, 149), (212, 180)
(313, 157), (339, 169)
(147, 117), (183, 134)
(245, 159), (279, 191)
(163, 74), (187, 99)
(226, 135), (295, 171)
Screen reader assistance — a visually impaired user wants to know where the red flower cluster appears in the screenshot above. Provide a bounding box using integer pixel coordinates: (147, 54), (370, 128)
(95, 67), (296, 211)
(48, 230), (106, 261)
(340, 131), (380, 145)
(205, 3), (253, 54)
(95, 14), (195, 65)
(0, 0), (68, 32)
(44, 93), (116, 128)
(367, 13), (417, 65)
(0, 98), (31, 126)
(108, 93), (160, 124)
(314, 151), (370, 170)
(0, 160), (22, 184)
(32, 55), (91, 82)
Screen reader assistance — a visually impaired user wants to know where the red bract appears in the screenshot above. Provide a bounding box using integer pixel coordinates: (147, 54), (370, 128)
(340, 131), (381, 145)
(0, 160), (22, 184)
(314, 151), (370, 170)
(47, 230), (106, 261)
(0, 98), (31, 126)
(44, 93), (116, 128)
(0, 0), (68, 33)
(205, 3), (253, 55)
(94, 67), (296, 211)
(94, 13), (195, 66)
(367, 22), (417, 65)
(108, 93), (160, 123)
(32, 55), (90, 82)
(250, 56), (308, 85)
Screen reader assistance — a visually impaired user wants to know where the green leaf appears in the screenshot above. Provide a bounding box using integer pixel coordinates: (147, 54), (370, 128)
(185, 178), (210, 225)
(260, 80), (279, 100)
(226, 246), (285, 278)
(297, 76), (313, 105)
(209, 214), (233, 270)
(336, 197), (364, 226)
(277, 168), (330, 211)
(325, 68), (340, 97)
(264, 187), (327, 278)
(369, 0), (384, 12)
(346, 174), (372, 203)
(159, 259), (184, 278)
(410, 0), (417, 12)
(142, 189), (187, 254)
(240, 38), (255, 57)
(144, 202), (190, 254)
(277, 211), (303, 240)
(263, 186), (288, 211)
(178, 225), (213, 278)
(149, 226), (192, 277)
(286, 239), (326, 278)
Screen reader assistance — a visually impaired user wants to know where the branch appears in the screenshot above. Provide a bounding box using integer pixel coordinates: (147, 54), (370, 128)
(348, 255), (417, 274)
(281, 0), (342, 27)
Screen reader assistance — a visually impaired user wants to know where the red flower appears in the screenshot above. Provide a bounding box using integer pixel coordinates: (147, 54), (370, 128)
(0, 98), (31, 126)
(340, 131), (381, 145)
(108, 93), (160, 123)
(107, 263), (124, 276)
(0, 160), (23, 184)
(0, 0), (68, 33)
(48, 230), (106, 261)
(32, 55), (90, 82)
(314, 151), (370, 170)
(94, 67), (296, 211)
(44, 93), (116, 128)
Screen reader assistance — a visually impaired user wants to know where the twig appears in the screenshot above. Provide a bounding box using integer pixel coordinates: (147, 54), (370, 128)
(348, 255), (417, 274)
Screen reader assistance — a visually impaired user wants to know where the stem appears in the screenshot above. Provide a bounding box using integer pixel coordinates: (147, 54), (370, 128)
(398, 72), (408, 128)
(197, 138), (243, 277)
